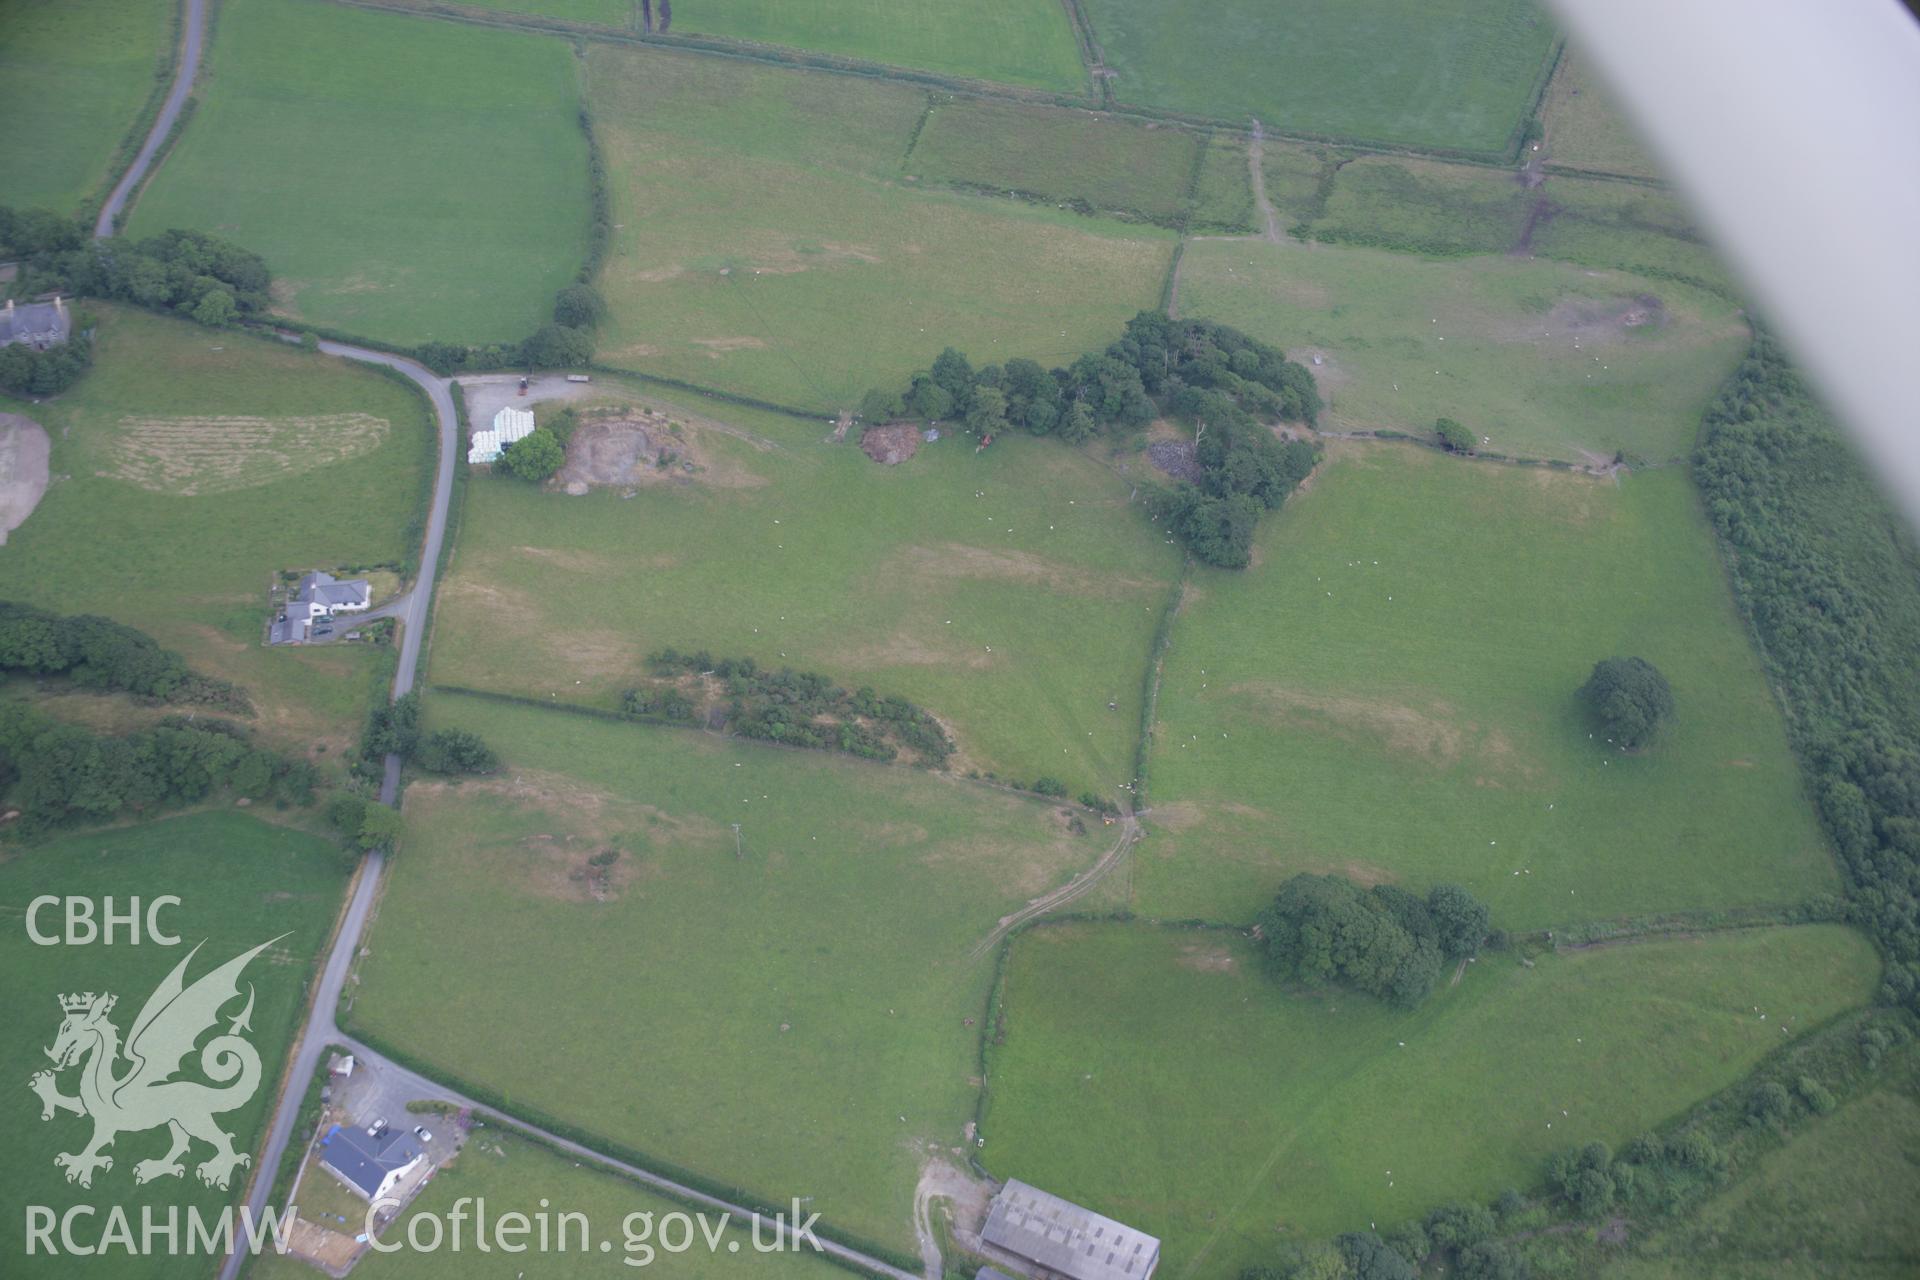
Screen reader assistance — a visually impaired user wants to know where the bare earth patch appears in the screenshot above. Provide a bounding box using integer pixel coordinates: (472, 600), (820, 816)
(1176, 942), (1237, 971)
(1232, 683), (1534, 779)
(107, 413), (389, 495)
(889, 542), (1158, 598)
(0, 413), (51, 544)
(861, 423), (921, 465)
(556, 417), (766, 490)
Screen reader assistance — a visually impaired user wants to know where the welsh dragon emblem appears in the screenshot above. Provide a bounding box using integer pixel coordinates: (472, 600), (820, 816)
(28, 936), (284, 1191)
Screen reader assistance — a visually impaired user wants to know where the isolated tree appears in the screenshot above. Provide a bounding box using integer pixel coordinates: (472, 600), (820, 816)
(522, 323), (594, 368)
(905, 375), (953, 422)
(966, 385), (1009, 434)
(1579, 656), (1674, 749)
(552, 283), (607, 329)
(501, 428), (565, 482)
(1337, 1232), (1416, 1280)
(356, 803), (403, 851)
(1435, 418), (1475, 453)
(1427, 883), (1491, 957)
(858, 387), (900, 424)
(416, 729), (499, 775)
(190, 287), (237, 328)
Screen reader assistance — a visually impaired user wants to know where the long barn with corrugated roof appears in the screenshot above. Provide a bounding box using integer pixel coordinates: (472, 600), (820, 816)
(980, 1180), (1160, 1280)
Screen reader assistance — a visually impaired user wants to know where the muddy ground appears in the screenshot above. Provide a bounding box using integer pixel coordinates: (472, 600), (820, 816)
(861, 422), (921, 465)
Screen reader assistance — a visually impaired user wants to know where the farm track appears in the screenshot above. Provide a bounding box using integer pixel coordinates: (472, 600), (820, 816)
(1167, 118), (1285, 319)
(967, 814), (1141, 961)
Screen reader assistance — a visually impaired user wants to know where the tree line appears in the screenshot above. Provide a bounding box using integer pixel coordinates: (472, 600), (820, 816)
(636, 650), (954, 766)
(1693, 334), (1920, 1014)
(0, 205), (272, 394)
(0, 600), (248, 711)
(0, 202), (608, 388)
(859, 311), (1323, 567)
(0, 702), (316, 832)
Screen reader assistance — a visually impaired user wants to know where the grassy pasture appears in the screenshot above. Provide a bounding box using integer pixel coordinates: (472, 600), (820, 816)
(0, 0), (173, 216)
(128, 0), (589, 345)
(349, 696), (1115, 1253)
(0, 812), (352, 1279)
(448, 0), (634, 26)
(585, 44), (1174, 411)
(907, 97), (1198, 226)
(1297, 153), (1735, 295)
(1186, 133), (1256, 233)
(1601, 1053), (1920, 1279)
(1540, 48), (1663, 180)
(981, 921), (1879, 1277)
(1080, 0), (1557, 153)
(252, 1128), (847, 1279)
(1136, 446), (1836, 929)
(433, 380), (1178, 789)
(668, 0), (1087, 92)
(1175, 237), (1748, 463)
(0, 305), (429, 753)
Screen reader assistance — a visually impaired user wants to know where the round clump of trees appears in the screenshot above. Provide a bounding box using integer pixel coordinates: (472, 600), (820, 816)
(1579, 656), (1673, 750)
(1255, 874), (1490, 1008)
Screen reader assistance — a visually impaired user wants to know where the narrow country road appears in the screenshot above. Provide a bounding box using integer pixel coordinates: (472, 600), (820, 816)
(94, 0), (207, 238)
(216, 344), (455, 1280)
(96, 15), (942, 1270)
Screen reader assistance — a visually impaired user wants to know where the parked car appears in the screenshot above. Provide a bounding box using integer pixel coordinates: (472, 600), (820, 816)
(413, 1125), (433, 1143)
(366, 1118), (387, 1138)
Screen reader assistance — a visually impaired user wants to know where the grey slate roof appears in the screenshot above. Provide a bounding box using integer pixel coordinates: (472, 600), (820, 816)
(296, 571), (370, 608)
(0, 299), (71, 349)
(317, 1124), (422, 1199)
(981, 1181), (1160, 1280)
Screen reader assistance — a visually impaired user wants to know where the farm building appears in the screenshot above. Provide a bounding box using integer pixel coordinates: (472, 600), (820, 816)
(0, 296), (70, 349)
(317, 1124), (423, 1201)
(467, 405), (536, 464)
(981, 1180), (1160, 1280)
(269, 570), (371, 644)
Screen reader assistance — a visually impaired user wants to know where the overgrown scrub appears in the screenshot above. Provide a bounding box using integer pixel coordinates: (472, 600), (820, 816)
(636, 650), (954, 766)
(1693, 335), (1920, 1013)
(862, 311), (1320, 566)
(0, 600), (248, 710)
(0, 703), (315, 831)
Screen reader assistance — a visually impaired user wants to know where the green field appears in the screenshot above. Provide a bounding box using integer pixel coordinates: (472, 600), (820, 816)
(451, 0), (634, 27)
(1602, 1048), (1920, 1279)
(1540, 48), (1662, 180)
(1135, 446), (1836, 928)
(0, 812), (352, 1279)
(669, 0), (1087, 92)
(585, 44), (1174, 410)
(1175, 237), (1748, 462)
(0, 305), (429, 752)
(127, 0), (590, 344)
(1081, 0), (1557, 153)
(1187, 133), (1256, 233)
(0, 0), (173, 216)
(908, 98), (1200, 225)
(1294, 152), (1734, 295)
(349, 696), (1117, 1254)
(252, 1129), (846, 1278)
(435, 381), (1176, 819)
(981, 921), (1880, 1277)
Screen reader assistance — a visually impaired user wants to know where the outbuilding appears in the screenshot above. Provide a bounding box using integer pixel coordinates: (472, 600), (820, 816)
(980, 1180), (1160, 1280)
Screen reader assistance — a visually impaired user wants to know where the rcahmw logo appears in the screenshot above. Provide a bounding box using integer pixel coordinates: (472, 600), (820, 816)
(27, 930), (284, 1191)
